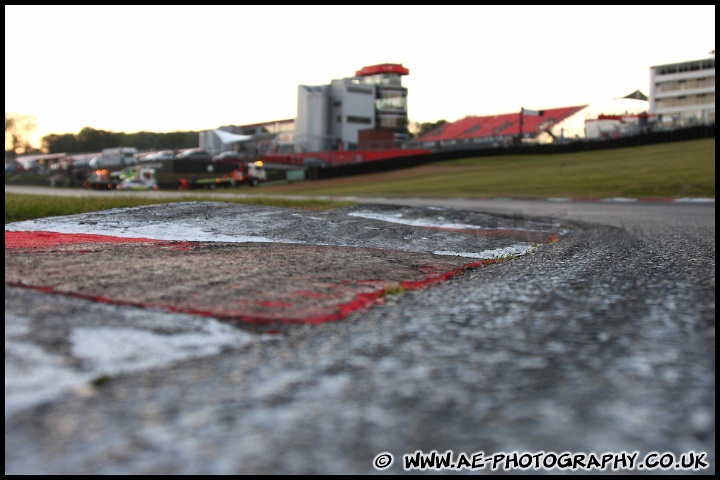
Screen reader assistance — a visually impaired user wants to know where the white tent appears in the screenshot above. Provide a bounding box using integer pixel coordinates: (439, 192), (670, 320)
(212, 129), (254, 144)
(204, 129), (279, 156)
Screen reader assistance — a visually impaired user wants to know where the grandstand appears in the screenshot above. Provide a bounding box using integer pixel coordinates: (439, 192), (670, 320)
(412, 105), (588, 149)
(261, 105), (589, 167)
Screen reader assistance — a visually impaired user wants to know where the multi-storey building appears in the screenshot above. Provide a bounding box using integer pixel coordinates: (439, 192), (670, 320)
(649, 56), (715, 129)
(203, 56), (715, 156)
(293, 63), (410, 152)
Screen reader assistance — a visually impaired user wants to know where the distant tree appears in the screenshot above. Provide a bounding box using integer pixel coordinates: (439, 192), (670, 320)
(415, 120), (448, 138)
(41, 127), (202, 154)
(157, 131), (199, 150)
(75, 127), (121, 152)
(42, 133), (78, 154)
(131, 131), (156, 151)
(5, 113), (39, 154)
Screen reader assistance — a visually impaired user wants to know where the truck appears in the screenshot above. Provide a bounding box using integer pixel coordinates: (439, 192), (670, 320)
(88, 147), (138, 169)
(138, 157), (267, 190)
(84, 148), (140, 189)
(229, 160), (267, 187)
(84, 164), (140, 190)
(115, 166), (158, 190)
(84, 155), (267, 191)
(84, 168), (116, 189)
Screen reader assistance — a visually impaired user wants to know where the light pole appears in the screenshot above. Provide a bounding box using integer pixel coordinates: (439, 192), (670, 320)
(518, 107), (524, 145)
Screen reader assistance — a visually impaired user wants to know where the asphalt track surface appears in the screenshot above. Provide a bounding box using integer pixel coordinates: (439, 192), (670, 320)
(4, 189), (715, 474)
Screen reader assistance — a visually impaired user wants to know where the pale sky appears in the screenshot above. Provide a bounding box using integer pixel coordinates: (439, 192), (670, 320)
(5, 5), (715, 146)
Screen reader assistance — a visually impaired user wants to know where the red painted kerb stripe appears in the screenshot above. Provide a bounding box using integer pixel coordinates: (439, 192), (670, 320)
(5, 230), (499, 328)
(5, 231), (167, 248)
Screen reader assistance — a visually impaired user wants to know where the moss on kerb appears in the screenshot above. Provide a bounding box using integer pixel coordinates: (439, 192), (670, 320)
(90, 374), (111, 388)
(381, 284), (408, 297)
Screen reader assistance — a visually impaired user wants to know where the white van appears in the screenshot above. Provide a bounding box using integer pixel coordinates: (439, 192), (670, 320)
(89, 147), (138, 169)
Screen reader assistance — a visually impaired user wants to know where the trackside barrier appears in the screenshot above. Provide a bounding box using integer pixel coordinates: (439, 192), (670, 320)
(293, 124), (715, 181)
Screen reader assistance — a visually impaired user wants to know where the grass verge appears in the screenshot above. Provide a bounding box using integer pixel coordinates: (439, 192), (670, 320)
(5, 138), (714, 223)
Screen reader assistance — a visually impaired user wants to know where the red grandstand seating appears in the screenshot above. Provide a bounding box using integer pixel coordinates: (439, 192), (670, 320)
(417, 105), (587, 143)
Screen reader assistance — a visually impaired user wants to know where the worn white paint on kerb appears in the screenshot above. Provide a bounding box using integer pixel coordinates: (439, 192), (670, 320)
(434, 245), (535, 259)
(347, 210), (542, 258)
(4, 309), (259, 418)
(5, 210), (545, 259)
(4, 217), (280, 244)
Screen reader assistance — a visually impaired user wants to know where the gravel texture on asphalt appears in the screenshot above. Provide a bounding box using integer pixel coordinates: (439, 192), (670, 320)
(5, 201), (713, 475)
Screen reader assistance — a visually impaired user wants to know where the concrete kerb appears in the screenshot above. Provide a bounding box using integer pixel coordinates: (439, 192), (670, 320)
(5, 202), (566, 331)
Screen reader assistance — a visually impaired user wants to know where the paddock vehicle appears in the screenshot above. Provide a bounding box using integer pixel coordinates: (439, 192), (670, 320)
(84, 168), (115, 190)
(178, 161), (267, 190)
(233, 160), (267, 187)
(84, 165), (143, 190)
(88, 147), (138, 170)
(135, 157), (266, 190)
(116, 167), (158, 190)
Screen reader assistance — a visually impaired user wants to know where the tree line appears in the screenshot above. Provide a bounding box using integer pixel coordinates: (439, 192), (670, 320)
(5, 113), (204, 155)
(42, 128), (202, 154)
(6, 112), (448, 156)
